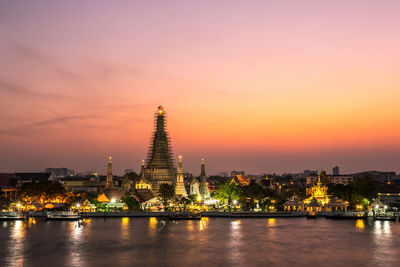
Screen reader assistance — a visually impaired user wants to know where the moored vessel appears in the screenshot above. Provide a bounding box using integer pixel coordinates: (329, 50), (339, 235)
(46, 211), (82, 220)
(0, 211), (26, 221)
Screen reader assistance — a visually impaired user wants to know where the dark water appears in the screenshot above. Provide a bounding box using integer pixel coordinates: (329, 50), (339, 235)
(1, 217), (399, 267)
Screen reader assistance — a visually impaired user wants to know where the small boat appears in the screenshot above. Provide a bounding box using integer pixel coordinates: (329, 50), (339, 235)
(306, 212), (318, 219)
(46, 211), (82, 221)
(375, 216), (398, 221)
(168, 213), (202, 220)
(0, 211), (25, 221)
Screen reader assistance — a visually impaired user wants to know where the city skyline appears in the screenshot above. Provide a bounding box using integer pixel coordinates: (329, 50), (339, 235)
(1, 1), (400, 175)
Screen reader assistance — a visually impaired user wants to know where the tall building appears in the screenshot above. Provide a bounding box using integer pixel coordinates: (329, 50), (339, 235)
(144, 106), (175, 193)
(174, 155), (188, 196)
(97, 156), (123, 202)
(333, 166), (340, 176)
(105, 156), (113, 188)
(199, 158), (210, 198)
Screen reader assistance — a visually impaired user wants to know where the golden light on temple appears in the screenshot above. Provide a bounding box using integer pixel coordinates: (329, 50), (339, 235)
(157, 105), (164, 115)
(304, 172), (330, 205)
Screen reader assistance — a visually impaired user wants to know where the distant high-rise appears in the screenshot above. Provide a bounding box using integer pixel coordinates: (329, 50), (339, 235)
(333, 166), (340, 176)
(199, 158), (210, 198)
(144, 106), (175, 193)
(174, 155), (188, 196)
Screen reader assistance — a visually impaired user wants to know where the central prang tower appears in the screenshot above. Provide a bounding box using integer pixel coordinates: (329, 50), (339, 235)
(144, 106), (175, 193)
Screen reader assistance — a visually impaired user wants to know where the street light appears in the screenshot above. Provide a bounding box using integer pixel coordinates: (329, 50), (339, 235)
(76, 203), (80, 208)
(233, 200), (238, 205)
(16, 203), (21, 208)
(197, 196), (202, 202)
(111, 198), (116, 203)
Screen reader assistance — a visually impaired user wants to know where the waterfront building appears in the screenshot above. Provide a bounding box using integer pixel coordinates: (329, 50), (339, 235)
(97, 156), (123, 203)
(199, 158), (210, 199)
(144, 106), (175, 194)
(325, 197), (348, 211)
(304, 172), (329, 205)
(283, 196), (304, 212)
(306, 198), (322, 213)
(174, 155), (188, 197)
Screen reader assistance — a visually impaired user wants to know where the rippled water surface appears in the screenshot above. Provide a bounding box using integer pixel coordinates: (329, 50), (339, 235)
(1, 217), (399, 267)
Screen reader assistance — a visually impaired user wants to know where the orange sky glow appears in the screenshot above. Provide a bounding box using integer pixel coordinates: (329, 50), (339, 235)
(1, 1), (400, 175)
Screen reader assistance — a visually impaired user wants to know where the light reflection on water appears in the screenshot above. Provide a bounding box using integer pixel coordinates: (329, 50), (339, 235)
(355, 219), (365, 230)
(68, 221), (83, 267)
(9, 220), (26, 267)
(0, 217), (399, 267)
(121, 217), (130, 239)
(229, 220), (243, 266)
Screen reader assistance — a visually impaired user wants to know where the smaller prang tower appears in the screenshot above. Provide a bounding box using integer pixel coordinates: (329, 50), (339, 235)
(199, 158), (210, 198)
(174, 155), (188, 197)
(105, 156), (113, 188)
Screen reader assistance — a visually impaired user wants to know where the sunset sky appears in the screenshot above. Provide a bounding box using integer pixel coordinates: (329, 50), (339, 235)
(1, 1), (400, 175)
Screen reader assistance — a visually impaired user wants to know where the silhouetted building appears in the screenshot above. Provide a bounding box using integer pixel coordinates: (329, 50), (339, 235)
(231, 170), (245, 177)
(45, 167), (75, 177)
(332, 166), (340, 176)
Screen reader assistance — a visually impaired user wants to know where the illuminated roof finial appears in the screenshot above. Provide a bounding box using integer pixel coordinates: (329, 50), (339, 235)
(157, 105), (164, 115)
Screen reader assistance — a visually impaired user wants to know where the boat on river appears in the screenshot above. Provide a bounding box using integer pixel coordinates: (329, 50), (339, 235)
(306, 211), (318, 219)
(0, 211), (26, 221)
(168, 212), (202, 220)
(326, 211), (367, 219)
(46, 211), (82, 221)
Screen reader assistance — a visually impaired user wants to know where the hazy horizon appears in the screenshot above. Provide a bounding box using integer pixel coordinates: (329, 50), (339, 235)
(1, 1), (400, 175)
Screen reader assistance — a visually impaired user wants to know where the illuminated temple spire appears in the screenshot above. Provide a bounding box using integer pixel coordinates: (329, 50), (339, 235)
(199, 158), (210, 198)
(145, 106), (175, 193)
(105, 156), (113, 188)
(175, 155), (188, 196)
(136, 159), (152, 190)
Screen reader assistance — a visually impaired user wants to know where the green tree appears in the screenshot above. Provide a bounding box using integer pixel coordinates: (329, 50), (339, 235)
(122, 195), (140, 210)
(19, 181), (71, 203)
(213, 182), (242, 208)
(242, 181), (265, 210)
(158, 183), (175, 210)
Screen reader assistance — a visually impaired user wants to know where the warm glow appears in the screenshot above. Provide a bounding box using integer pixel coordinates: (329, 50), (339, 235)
(1, 2), (400, 174)
(356, 220), (365, 230)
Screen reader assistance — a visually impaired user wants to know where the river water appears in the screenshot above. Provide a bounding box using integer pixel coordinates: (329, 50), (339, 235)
(0, 217), (399, 267)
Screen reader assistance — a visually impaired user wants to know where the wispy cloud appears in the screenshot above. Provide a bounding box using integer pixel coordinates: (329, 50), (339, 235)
(0, 79), (75, 100)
